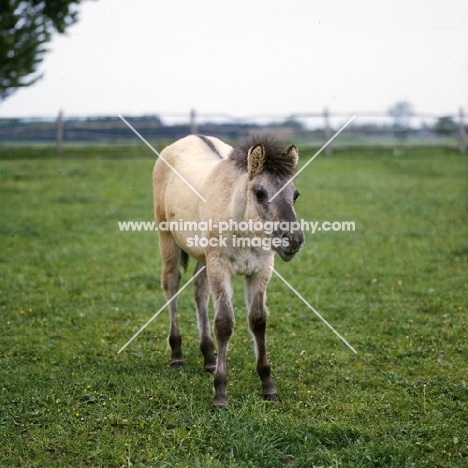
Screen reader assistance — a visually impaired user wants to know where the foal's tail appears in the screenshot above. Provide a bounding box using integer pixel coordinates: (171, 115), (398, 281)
(180, 250), (189, 272)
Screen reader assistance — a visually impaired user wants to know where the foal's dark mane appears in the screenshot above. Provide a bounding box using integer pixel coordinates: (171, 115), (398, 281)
(229, 134), (296, 177)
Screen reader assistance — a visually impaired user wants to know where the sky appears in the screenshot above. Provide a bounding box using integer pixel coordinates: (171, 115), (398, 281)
(1, 0), (467, 122)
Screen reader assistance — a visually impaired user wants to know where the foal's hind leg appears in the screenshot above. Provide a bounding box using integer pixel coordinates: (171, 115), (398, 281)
(159, 232), (184, 367)
(245, 269), (279, 401)
(193, 262), (216, 372)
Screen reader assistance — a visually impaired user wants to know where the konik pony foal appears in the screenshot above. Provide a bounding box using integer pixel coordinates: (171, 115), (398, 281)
(153, 134), (304, 408)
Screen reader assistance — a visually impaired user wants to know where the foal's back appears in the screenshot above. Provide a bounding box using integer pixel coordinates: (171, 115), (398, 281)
(153, 135), (231, 200)
(159, 134), (231, 168)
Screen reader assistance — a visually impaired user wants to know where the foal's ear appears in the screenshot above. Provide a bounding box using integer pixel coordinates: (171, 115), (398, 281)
(283, 145), (299, 169)
(247, 144), (266, 180)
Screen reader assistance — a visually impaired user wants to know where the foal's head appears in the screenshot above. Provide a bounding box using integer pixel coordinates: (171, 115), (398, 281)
(230, 136), (305, 261)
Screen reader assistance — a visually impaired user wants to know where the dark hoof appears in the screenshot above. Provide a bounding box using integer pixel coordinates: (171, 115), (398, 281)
(213, 393), (228, 409)
(203, 356), (217, 372)
(263, 393), (280, 402)
(213, 403), (228, 411)
(170, 360), (185, 368)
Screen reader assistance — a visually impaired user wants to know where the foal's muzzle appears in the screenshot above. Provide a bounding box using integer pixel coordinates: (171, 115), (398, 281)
(275, 229), (305, 262)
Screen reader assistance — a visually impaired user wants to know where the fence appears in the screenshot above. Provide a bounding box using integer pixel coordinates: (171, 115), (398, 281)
(0, 108), (466, 154)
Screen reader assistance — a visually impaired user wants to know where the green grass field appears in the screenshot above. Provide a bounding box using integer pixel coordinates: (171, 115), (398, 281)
(1, 145), (467, 467)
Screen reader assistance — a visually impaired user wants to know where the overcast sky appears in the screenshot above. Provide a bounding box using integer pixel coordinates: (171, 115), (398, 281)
(1, 0), (467, 121)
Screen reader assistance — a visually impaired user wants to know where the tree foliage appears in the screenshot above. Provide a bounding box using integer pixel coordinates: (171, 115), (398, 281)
(0, 0), (84, 102)
(434, 116), (457, 136)
(388, 101), (414, 140)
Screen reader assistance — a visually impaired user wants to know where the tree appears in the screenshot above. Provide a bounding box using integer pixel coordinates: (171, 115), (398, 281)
(434, 116), (457, 136)
(388, 101), (413, 140)
(270, 118), (304, 130)
(0, 0), (85, 102)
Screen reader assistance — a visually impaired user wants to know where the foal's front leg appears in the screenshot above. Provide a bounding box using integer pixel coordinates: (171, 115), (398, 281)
(207, 264), (234, 409)
(193, 262), (216, 372)
(245, 269), (279, 401)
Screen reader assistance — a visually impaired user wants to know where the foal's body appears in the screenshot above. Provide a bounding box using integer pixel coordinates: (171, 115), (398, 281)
(153, 135), (304, 408)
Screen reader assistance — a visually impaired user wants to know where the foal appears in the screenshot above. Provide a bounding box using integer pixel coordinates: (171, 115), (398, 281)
(153, 134), (304, 408)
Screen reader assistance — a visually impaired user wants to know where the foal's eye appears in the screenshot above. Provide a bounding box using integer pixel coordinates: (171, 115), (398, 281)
(254, 189), (267, 202)
(293, 191), (300, 204)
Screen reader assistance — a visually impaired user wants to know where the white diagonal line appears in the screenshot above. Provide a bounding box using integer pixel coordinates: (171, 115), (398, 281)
(269, 266), (357, 354)
(118, 114), (207, 203)
(269, 115), (356, 202)
(117, 265), (206, 354)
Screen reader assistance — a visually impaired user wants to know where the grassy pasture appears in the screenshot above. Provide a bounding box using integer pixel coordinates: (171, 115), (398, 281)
(0, 145), (467, 467)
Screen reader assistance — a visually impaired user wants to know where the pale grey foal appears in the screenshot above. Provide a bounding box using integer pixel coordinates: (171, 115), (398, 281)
(152, 134), (304, 408)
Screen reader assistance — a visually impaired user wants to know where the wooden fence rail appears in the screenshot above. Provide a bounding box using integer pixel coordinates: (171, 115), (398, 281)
(1, 108), (465, 153)
(186, 107), (467, 154)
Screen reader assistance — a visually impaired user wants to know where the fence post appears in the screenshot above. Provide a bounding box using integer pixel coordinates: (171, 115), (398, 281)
(57, 110), (64, 155)
(324, 107), (332, 155)
(190, 109), (197, 135)
(459, 107), (466, 154)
